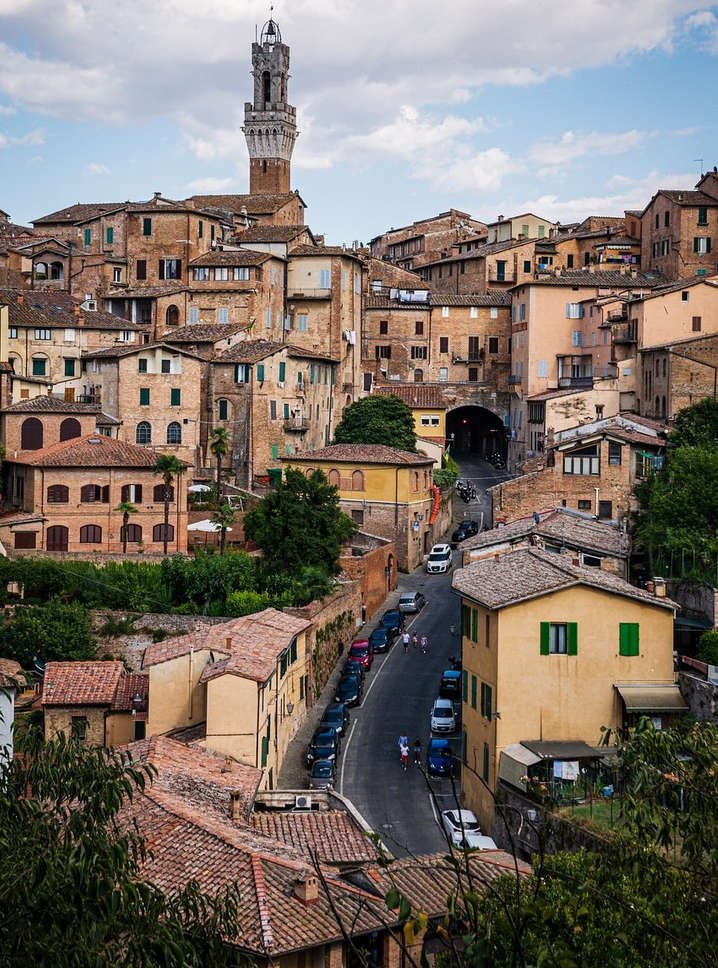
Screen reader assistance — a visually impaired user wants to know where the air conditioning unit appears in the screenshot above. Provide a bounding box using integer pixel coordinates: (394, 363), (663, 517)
(294, 794), (312, 810)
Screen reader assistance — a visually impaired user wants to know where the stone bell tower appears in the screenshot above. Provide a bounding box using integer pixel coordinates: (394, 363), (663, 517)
(242, 17), (297, 196)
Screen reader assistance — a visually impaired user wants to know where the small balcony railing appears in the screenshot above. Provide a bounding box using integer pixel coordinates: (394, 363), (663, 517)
(613, 325), (637, 342)
(283, 418), (309, 433)
(287, 287), (331, 300)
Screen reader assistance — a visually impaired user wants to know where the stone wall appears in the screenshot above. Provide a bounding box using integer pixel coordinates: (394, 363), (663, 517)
(44, 705), (107, 745)
(92, 612), (228, 671)
(339, 532), (397, 621)
(667, 581), (718, 627)
(679, 671), (718, 723)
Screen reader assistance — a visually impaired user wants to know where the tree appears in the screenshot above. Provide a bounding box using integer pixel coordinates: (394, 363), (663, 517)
(697, 628), (718, 665)
(153, 455), (185, 555)
(0, 729), (242, 966)
(209, 426), (230, 498)
(0, 601), (95, 668)
(244, 468), (356, 575)
(334, 395), (416, 452)
(669, 397), (718, 447)
(211, 502), (236, 556)
(115, 502), (137, 555)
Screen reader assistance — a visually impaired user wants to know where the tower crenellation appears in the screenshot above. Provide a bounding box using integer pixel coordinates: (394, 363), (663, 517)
(242, 17), (298, 195)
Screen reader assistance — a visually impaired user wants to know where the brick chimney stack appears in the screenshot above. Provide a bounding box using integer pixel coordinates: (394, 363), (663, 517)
(293, 874), (319, 905)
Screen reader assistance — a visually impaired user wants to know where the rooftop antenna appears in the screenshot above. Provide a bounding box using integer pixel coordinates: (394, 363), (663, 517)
(694, 157), (704, 176)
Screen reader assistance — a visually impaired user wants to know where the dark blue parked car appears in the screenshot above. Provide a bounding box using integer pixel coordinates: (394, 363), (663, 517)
(427, 738), (453, 777)
(335, 675), (362, 707)
(369, 627), (392, 653)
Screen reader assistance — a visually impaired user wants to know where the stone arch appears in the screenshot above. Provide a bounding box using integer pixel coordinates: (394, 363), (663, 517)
(59, 417), (82, 441)
(21, 417), (43, 450)
(445, 404), (507, 458)
(165, 304), (179, 326)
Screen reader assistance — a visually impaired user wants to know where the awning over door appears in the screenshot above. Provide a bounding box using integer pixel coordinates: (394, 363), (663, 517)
(615, 684), (687, 712)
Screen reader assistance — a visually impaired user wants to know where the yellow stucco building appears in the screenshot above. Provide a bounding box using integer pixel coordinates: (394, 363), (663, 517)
(144, 608), (311, 790)
(452, 548), (683, 832)
(284, 443), (437, 570)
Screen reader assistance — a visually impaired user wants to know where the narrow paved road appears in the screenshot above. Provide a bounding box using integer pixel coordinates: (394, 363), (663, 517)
(340, 456), (513, 857)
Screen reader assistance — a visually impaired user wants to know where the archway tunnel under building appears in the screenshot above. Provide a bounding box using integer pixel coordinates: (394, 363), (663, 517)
(446, 405), (507, 458)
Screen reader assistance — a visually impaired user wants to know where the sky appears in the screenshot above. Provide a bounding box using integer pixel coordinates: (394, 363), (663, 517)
(1, 1), (717, 244)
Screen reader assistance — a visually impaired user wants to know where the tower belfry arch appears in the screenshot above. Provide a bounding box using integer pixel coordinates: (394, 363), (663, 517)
(242, 15), (298, 195)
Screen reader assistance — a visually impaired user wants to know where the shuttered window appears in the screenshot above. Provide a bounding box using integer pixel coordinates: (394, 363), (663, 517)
(139, 388), (150, 406)
(471, 608), (478, 643)
(462, 604), (471, 637)
(471, 675), (477, 709)
(541, 622), (578, 655)
(462, 669), (468, 703)
(256, 364), (265, 381)
(619, 623), (639, 656)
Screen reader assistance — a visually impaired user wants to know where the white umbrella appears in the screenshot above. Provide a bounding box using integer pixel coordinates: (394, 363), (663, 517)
(187, 519), (233, 534)
(188, 484), (212, 493)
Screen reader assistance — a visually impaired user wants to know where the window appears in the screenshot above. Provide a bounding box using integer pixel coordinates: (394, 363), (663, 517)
(523, 259), (532, 273)
(692, 316), (702, 332)
(83, 228), (91, 247)
(664, 211), (670, 228)
(278, 361), (286, 383)
(21, 417), (43, 450)
(441, 306), (449, 318)
(255, 363), (265, 382)
(411, 345), (427, 359)
(697, 206), (708, 226)
(170, 388), (181, 406)
(661, 239), (670, 256)
(566, 254), (574, 268)
(439, 336), (449, 354)
(71, 717), (88, 743)
(540, 622), (577, 655)
(143, 218), (152, 235)
(122, 523), (142, 544)
(537, 359), (547, 377)
(439, 367), (448, 382)
(32, 358), (47, 376)
(480, 682), (492, 719)
(583, 555), (601, 567)
(153, 523), (174, 543)
(283, 402), (290, 420)
(167, 421), (182, 444)
(271, 444), (278, 460)
(121, 484), (143, 503)
(139, 388), (150, 406)
(563, 445), (599, 475)
(189, 307), (199, 324)
(218, 398), (229, 421)
(571, 330), (583, 347)
(470, 675), (477, 709)
(80, 524), (102, 544)
(375, 345), (391, 359)
(652, 242), (659, 258)
(296, 313), (308, 331)
(234, 364), (249, 383)
(519, 302), (526, 321)
(64, 358), (76, 377)
(495, 260), (506, 281)
(234, 266), (250, 280)
(136, 421), (152, 444)
(351, 509), (364, 525)
(694, 236), (712, 255)
(655, 212), (660, 229)
(351, 469), (365, 491)
(138, 358), (148, 374)
(8, 326), (17, 339)
(566, 303), (584, 319)
(59, 417), (81, 441)
(80, 484), (108, 503)
(136, 259), (147, 280)
(482, 744), (490, 782)
(379, 319), (388, 335)
(159, 259), (182, 280)
(214, 267), (229, 281)
(14, 531), (37, 549)
(619, 623), (640, 657)
(34, 328), (51, 340)
(121, 330), (134, 343)
(415, 320), (424, 334)
(319, 268), (330, 288)
(193, 267), (210, 281)
(269, 400), (277, 421)
(47, 484), (69, 503)
(609, 442), (622, 465)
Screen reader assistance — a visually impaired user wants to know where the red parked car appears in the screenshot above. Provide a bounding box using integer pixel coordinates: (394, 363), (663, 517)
(349, 639), (373, 670)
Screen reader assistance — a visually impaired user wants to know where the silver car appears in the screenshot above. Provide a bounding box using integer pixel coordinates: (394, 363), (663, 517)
(399, 591), (427, 614)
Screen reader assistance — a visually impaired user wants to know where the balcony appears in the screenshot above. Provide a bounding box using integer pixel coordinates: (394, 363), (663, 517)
(487, 273), (515, 284)
(558, 376), (593, 389)
(287, 287), (331, 300)
(508, 375), (522, 385)
(283, 418), (309, 433)
(613, 325), (637, 343)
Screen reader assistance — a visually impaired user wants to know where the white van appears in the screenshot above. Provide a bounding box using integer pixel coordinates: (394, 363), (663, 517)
(426, 543), (452, 574)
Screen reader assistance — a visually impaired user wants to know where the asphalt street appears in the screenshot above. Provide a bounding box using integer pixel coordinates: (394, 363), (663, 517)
(339, 455), (512, 857)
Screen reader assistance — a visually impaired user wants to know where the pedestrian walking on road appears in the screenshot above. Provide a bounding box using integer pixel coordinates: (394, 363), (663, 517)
(413, 738), (422, 765)
(411, 632), (419, 650)
(400, 743), (409, 771)
(398, 733), (408, 750)
(420, 633), (429, 654)
(401, 630), (410, 653)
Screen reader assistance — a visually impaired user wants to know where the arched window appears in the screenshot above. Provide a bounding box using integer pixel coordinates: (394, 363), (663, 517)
(413, 471), (420, 491)
(153, 523), (174, 543)
(165, 304), (179, 327)
(47, 484), (69, 504)
(136, 421), (152, 445)
(327, 469), (340, 487)
(655, 396), (660, 414)
(121, 523), (142, 543)
(121, 484), (143, 503)
(50, 262), (64, 280)
(46, 525), (68, 551)
(351, 470), (365, 491)
(413, 368), (424, 383)
(79, 524), (102, 544)
(662, 396), (667, 417)
(154, 483), (174, 502)
(34, 262), (47, 280)
(262, 70), (271, 105)
(167, 421), (182, 444)
(662, 358), (667, 378)
(21, 417), (43, 450)
(218, 398), (229, 421)
(59, 417), (82, 441)
(80, 484), (108, 503)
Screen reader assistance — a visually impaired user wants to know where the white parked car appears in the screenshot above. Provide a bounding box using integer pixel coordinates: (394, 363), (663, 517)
(441, 809), (498, 850)
(430, 698), (456, 733)
(426, 543), (452, 574)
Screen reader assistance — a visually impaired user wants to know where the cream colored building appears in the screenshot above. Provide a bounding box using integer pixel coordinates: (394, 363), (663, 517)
(452, 548), (682, 832)
(144, 609), (311, 790)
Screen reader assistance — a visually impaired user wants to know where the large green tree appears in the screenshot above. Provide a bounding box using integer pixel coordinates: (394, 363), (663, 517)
(0, 601), (95, 668)
(334, 395), (416, 452)
(244, 468), (356, 575)
(0, 729), (242, 967)
(668, 396), (718, 447)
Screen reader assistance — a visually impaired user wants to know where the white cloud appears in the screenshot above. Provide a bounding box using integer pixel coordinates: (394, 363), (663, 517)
(530, 129), (650, 170)
(184, 175), (236, 193)
(87, 162), (110, 175)
(0, 104), (16, 115)
(0, 127), (44, 147)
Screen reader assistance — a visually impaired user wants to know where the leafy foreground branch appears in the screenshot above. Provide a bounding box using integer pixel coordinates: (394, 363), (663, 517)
(0, 729), (245, 968)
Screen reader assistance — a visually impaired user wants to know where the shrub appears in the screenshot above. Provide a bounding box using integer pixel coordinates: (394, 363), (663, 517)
(697, 629), (718, 666)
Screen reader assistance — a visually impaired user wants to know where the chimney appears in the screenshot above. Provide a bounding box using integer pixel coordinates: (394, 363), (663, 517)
(497, 215), (504, 223)
(230, 792), (242, 821)
(73, 304), (81, 321)
(653, 576), (667, 598)
(225, 636), (232, 650)
(294, 875), (319, 906)
(154, 191), (162, 199)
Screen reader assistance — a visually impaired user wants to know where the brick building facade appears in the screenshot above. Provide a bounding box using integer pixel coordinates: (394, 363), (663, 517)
(641, 171), (718, 281)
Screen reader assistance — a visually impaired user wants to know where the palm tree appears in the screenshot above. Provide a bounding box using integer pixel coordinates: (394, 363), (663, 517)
(211, 502), (236, 555)
(153, 455), (184, 555)
(114, 502), (137, 554)
(209, 427), (229, 502)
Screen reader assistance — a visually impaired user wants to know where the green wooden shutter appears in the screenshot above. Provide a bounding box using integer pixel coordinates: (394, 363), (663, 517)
(139, 388), (150, 406)
(143, 217), (152, 236)
(257, 363), (265, 381)
(462, 604), (470, 637)
(170, 388), (180, 406)
(271, 444), (278, 460)
(485, 685), (492, 720)
(540, 622), (550, 655)
(106, 227), (113, 244)
(471, 675), (477, 709)
(482, 743), (489, 781)
(283, 403), (290, 419)
(480, 681), (485, 716)
(260, 735), (269, 767)
(83, 228), (91, 246)
(567, 622), (578, 655)
(471, 609), (478, 643)
(279, 361), (286, 382)
(620, 623), (639, 656)
(462, 670), (468, 703)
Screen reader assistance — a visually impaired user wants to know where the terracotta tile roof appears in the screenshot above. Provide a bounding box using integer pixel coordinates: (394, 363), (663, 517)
(12, 433), (166, 468)
(286, 444), (433, 466)
(285, 344), (338, 362)
(462, 508), (626, 558)
(110, 672), (148, 712)
(42, 660), (124, 706)
(83, 341), (202, 360)
(364, 292), (510, 310)
(0, 657), (22, 687)
(198, 610), (312, 684)
(250, 810), (375, 865)
(187, 193), (301, 215)
(639, 330), (718, 352)
(216, 340), (284, 363)
(1, 396), (104, 415)
(236, 224), (309, 243)
(289, 244), (362, 260)
(516, 271), (658, 289)
(189, 248), (271, 267)
(0, 288), (147, 331)
(33, 202), (125, 224)
(641, 274), (718, 299)
(656, 189), (718, 206)
(376, 385), (447, 409)
(161, 323), (247, 343)
(452, 547), (677, 611)
(109, 285), (186, 298)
